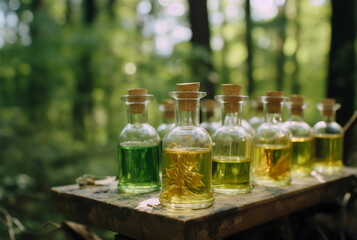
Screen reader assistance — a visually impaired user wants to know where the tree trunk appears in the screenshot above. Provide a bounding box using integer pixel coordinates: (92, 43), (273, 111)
(245, 0), (254, 96)
(327, 0), (356, 163)
(187, 0), (215, 99)
(72, 0), (96, 139)
(108, 0), (116, 19)
(27, 0), (49, 122)
(327, 0), (355, 126)
(84, 0), (96, 24)
(276, 4), (287, 91)
(291, 0), (301, 94)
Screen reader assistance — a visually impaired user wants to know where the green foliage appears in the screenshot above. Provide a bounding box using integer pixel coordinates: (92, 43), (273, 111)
(0, 0), (355, 239)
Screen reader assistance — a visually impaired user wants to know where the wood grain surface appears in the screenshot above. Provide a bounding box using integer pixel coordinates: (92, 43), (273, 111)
(51, 168), (357, 240)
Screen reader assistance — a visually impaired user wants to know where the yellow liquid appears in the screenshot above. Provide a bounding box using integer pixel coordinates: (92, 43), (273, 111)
(159, 147), (214, 209)
(252, 144), (292, 186)
(313, 134), (343, 174)
(291, 137), (314, 178)
(212, 156), (251, 194)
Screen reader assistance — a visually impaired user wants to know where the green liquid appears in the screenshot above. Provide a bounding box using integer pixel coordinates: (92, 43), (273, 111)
(212, 156), (251, 194)
(313, 134), (343, 174)
(291, 137), (314, 177)
(118, 145), (161, 193)
(252, 144), (292, 186)
(160, 148), (214, 209)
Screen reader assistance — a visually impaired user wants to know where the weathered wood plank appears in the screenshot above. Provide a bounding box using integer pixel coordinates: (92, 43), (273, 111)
(51, 167), (357, 240)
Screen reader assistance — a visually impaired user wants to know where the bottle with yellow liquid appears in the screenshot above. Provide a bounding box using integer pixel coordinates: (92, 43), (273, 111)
(160, 82), (214, 209)
(212, 84), (252, 194)
(312, 98), (344, 174)
(284, 95), (314, 178)
(251, 91), (292, 187)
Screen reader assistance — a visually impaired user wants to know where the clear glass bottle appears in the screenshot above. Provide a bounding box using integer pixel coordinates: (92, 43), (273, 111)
(212, 84), (252, 194)
(249, 97), (264, 130)
(200, 99), (220, 137)
(118, 88), (161, 193)
(312, 98), (344, 174)
(251, 91), (292, 187)
(284, 95), (314, 178)
(157, 99), (175, 141)
(241, 119), (256, 136)
(160, 82), (214, 209)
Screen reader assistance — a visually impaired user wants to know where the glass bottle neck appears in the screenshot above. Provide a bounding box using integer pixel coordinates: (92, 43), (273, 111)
(222, 112), (241, 126)
(289, 113), (304, 122)
(202, 111), (215, 123)
(265, 112), (282, 123)
(175, 102), (200, 126)
(127, 108), (148, 124)
(321, 112), (336, 122)
(162, 115), (174, 124)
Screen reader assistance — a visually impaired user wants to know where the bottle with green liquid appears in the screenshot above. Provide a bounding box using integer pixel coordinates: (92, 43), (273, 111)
(160, 82), (214, 209)
(284, 95), (314, 178)
(118, 88), (161, 193)
(212, 84), (252, 194)
(251, 91), (292, 187)
(312, 98), (344, 174)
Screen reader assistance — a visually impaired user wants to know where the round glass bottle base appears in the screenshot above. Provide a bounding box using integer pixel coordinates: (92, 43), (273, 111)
(291, 167), (312, 178)
(213, 185), (251, 194)
(312, 163), (343, 175)
(118, 183), (160, 194)
(252, 177), (291, 187)
(159, 196), (214, 210)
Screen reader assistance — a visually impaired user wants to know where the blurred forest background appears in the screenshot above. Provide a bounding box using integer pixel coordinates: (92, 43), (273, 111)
(0, 0), (356, 239)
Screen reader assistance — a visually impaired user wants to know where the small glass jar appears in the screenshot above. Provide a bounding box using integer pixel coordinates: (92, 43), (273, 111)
(118, 89), (161, 193)
(157, 99), (175, 141)
(212, 84), (252, 194)
(251, 91), (292, 187)
(200, 99), (220, 137)
(312, 98), (344, 174)
(160, 82), (214, 210)
(284, 95), (314, 178)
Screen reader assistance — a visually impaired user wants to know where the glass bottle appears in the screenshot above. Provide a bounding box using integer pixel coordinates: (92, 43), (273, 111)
(118, 88), (161, 193)
(157, 99), (175, 141)
(212, 84), (252, 194)
(284, 95), (314, 178)
(251, 91), (292, 187)
(249, 96), (264, 130)
(160, 82), (214, 209)
(241, 118), (256, 136)
(200, 99), (220, 137)
(312, 98), (344, 174)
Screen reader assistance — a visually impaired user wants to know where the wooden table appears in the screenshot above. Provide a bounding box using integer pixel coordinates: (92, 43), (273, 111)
(51, 167), (357, 240)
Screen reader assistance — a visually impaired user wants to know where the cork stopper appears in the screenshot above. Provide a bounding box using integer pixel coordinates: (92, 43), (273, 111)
(222, 84), (242, 113)
(176, 82), (200, 111)
(128, 88), (148, 113)
(290, 94), (304, 115)
(321, 98), (336, 117)
(265, 91), (284, 113)
(222, 84), (242, 96)
(163, 99), (175, 119)
(202, 99), (216, 118)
